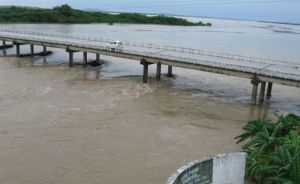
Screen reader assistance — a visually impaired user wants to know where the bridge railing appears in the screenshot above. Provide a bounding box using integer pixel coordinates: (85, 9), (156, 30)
(1, 32), (299, 81)
(2, 28), (300, 68)
(1, 28), (299, 68)
(0, 29), (299, 66)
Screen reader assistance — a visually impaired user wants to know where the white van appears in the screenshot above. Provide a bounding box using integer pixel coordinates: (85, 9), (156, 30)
(106, 41), (123, 51)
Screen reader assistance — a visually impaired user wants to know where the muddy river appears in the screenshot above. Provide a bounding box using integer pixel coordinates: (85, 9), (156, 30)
(0, 18), (300, 184)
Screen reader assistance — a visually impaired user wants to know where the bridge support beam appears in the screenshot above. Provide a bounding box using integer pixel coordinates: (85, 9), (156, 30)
(141, 59), (150, 83)
(143, 63), (149, 83)
(96, 53), (100, 65)
(68, 51), (74, 67)
(83, 52), (88, 66)
(167, 65), (173, 77)
(251, 78), (260, 105)
(266, 82), (273, 99)
(16, 44), (20, 57)
(43, 46), (47, 56)
(30, 44), (34, 57)
(156, 63), (161, 80)
(2, 41), (7, 56)
(259, 82), (266, 103)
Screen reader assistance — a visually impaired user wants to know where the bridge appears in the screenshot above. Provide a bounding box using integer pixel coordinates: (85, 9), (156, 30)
(0, 29), (299, 105)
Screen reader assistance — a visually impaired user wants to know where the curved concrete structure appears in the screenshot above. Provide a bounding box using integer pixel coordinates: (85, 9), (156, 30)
(167, 152), (246, 184)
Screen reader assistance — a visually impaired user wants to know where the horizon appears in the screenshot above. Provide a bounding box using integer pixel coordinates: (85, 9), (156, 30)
(0, 0), (300, 24)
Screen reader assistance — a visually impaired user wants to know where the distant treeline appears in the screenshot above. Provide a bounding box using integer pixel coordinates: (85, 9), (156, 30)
(0, 4), (212, 26)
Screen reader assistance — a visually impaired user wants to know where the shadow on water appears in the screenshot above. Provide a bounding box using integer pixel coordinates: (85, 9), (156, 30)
(0, 45), (14, 50)
(248, 103), (272, 119)
(1, 45), (14, 56)
(80, 67), (102, 81)
(19, 51), (53, 57)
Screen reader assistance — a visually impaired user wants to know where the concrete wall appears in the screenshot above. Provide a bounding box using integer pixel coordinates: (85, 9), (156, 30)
(167, 152), (246, 184)
(212, 153), (246, 184)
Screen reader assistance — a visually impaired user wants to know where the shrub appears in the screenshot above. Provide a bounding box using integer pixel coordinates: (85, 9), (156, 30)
(0, 4), (212, 26)
(236, 114), (300, 184)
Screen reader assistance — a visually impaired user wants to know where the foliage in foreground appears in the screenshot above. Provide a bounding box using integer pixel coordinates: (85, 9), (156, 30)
(236, 114), (300, 184)
(0, 4), (212, 26)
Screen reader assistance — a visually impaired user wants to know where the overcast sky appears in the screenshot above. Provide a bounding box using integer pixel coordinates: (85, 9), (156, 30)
(1, 0), (300, 23)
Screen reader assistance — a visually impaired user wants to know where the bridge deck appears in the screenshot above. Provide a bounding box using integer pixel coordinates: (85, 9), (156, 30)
(0, 29), (299, 87)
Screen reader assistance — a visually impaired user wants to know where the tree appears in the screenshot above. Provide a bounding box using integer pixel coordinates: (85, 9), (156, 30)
(236, 114), (300, 184)
(53, 4), (73, 17)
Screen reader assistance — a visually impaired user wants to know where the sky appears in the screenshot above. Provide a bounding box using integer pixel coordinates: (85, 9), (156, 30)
(1, 0), (300, 23)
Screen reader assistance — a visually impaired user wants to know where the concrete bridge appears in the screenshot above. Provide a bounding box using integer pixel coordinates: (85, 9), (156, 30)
(0, 29), (299, 105)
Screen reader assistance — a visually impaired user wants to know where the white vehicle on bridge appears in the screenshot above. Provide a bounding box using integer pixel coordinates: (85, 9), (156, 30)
(106, 41), (123, 51)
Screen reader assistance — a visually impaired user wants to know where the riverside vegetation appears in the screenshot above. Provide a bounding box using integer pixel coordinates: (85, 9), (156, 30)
(236, 114), (300, 184)
(0, 4), (211, 26)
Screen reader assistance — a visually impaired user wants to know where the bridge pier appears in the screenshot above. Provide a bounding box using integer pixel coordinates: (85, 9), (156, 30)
(1, 41), (6, 56)
(43, 46), (47, 55)
(15, 44), (20, 57)
(141, 59), (150, 83)
(96, 53), (100, 65)
(143, 63), (149, 83)
(83, 52), (88, 66)
(266, 82), (273, 99)
(68, 51), (74, 67)
(259, 82), (266, 103)
(156, 63), (161, 80)
(167, 65), (173, 77)
(251, 78), (260, 105)
(30, 44), (34, 57)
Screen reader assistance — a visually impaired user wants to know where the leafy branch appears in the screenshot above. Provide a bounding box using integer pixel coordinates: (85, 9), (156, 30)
(236, 114), (300, 184)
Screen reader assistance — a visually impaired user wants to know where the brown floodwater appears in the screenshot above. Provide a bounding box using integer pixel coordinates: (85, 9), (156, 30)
(0, 20), (300, 184)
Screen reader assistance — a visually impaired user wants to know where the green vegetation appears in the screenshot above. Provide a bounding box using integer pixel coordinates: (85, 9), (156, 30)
(236, 114), (300, 184)
(0, 4), (211, 26)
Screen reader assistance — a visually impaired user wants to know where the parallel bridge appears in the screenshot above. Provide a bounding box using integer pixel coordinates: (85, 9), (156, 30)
(0, 29), (299, 104)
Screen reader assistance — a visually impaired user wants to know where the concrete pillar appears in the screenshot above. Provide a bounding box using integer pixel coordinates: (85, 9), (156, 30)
(156, 63), (161, 80)
(96, 53), (100, 65)
(251, 78), (259, 105)
(266, 82), (273, 99)
(2, 41), (6, 56)
(83, 52), (88, 66)
(30, 44), (34, 57)
(43, 46), (47, 55)
(143, 63), (149, 83)
(68, 51), (74, 67)
(16, 44), (20, 57)
(259, 82), (266, 103)
(167, 65), (173, 77)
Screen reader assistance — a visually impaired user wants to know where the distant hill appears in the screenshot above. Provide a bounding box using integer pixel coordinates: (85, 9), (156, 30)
(0, 4), (211, 26)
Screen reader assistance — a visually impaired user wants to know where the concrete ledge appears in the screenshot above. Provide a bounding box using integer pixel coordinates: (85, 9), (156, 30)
(167, 152), (246, 184)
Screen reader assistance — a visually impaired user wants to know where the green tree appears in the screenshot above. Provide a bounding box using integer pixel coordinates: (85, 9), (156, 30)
(236, 114), (300, 184)
(0, 4), (212, 26)
(53, 4), (73, 17)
